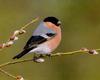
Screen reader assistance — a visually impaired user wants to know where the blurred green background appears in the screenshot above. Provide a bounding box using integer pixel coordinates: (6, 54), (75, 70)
(0, 0), (100, 80)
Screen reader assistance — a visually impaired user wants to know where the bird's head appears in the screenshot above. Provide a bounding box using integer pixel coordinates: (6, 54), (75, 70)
(44, 16), (61, 26)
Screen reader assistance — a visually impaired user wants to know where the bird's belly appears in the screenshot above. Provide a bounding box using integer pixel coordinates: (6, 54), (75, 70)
(29, 44), (51, 54)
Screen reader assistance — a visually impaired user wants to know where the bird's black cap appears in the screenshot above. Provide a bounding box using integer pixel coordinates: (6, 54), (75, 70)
(43, 16), (61, 26)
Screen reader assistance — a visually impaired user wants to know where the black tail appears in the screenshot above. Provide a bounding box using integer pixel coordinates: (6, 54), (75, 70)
(13, 49), (31, 59)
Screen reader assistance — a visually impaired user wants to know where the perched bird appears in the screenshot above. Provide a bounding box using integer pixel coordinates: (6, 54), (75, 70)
(13, 16), (61, 60)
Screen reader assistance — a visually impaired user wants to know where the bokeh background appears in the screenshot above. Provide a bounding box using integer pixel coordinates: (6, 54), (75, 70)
(0, 0), (100, 80)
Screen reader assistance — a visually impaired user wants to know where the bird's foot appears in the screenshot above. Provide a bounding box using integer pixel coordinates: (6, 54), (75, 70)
(33, 56), (38, 61)
(46, 54), (51, 57)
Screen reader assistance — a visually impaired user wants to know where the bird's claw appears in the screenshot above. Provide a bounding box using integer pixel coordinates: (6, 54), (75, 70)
(46, 54), (51, 57)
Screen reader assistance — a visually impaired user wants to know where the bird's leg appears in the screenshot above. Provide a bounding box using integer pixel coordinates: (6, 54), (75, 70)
(33, 54), (45, 63)
(39, 54), (44, 58)
(33, 56), (38, 61)
(33, 53), (38, 61)
(46, 54), (51, 57)
(33, 53), (52, 62)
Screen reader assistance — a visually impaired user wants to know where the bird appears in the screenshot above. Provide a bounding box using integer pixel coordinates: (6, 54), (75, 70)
(13, 16), (61, 60)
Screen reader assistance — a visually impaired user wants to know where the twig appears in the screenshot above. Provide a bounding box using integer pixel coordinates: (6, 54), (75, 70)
(0, 59), (33, 68)
(0, 68), (24, 80)
(21, 17), (39, 30)
(0, 68), (16, 79)
(0, 48), (99, 68)
(0, 17), (39, 79)
(0, 17), (39, 49)
(0, 48), (99, 80)
(52, 50), (83, 56)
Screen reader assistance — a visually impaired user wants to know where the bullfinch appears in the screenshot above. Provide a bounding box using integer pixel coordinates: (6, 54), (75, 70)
(13, 16), (61, 61)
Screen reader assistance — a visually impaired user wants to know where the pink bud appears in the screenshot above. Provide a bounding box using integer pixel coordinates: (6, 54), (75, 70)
(6, 41), (14, 47)
(81, 48), (89, 51)
(88, 50), (98, 55)
(0, 43), (6, 48)
(14, 30), (20, 36)
(16, 76), (24, 80)
(19, 30), (26, 35)
(10, 35), (15, 40)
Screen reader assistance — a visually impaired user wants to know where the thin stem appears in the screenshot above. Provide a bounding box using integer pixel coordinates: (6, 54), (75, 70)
(0, 48), (100, 68)
(0, 48), (99, 80)
(95, 48), (100, 51)
(21, 17), (39, 30)
(0, 17), (39, 50)
(0, 68), (16, 79)
(0, 49), (87, 68)
(0, 59), (33, 68)
(51, 50), (83, 56)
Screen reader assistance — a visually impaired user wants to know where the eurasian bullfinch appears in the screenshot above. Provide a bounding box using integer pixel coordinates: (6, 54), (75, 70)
(13, 16), (61, 61)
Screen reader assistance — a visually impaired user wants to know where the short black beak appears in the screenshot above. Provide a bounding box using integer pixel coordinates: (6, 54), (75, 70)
(57, 21), (61, 26)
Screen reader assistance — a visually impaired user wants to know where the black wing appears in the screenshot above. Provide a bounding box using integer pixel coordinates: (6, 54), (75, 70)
(24, 36), (47, 49)
(24, 33), (56, 50)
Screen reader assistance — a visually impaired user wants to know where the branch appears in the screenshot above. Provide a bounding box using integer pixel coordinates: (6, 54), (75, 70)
(0, 48), (99, 79)
(0, 68), (16, 79)
(0, 59), (33, 68)
(0, 17), (39, 49)
(0, 17), (39, 79)
(0, 48), (99, 68)
(0, 68), (24, 80)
